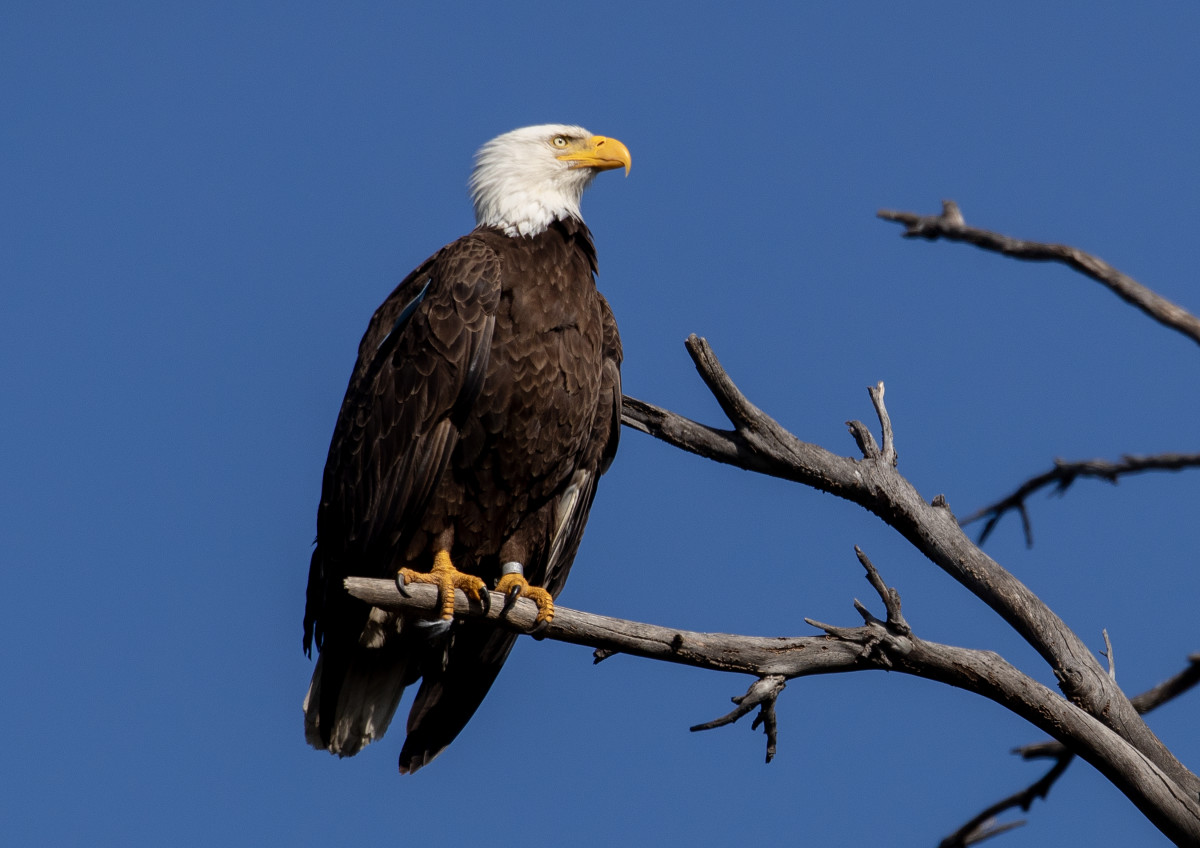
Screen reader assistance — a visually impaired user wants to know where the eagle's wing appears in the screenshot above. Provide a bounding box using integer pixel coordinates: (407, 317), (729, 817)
(303, 236), (501, 752)
(543, 291), (623, 596)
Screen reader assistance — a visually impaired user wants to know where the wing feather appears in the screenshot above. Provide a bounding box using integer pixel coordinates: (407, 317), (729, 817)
(303, 236), (502, 750)
(544, 291), (623, 593)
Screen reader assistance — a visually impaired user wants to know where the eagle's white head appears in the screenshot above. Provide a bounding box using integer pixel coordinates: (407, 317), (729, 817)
(469, 124), (631, 238)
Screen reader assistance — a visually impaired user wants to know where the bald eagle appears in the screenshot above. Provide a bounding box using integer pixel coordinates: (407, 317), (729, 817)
(303, 125), (630, 773)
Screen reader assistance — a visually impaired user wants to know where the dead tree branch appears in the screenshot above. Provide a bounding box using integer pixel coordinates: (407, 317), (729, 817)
(938, 754), (1071, 848)
(619, 336), (1200, 812)
(597, 207), (1200, 839)
(1134, 653), (1200, 714)
(1006, 652), (1200, 764)
(942, 654), (1200, 846)
(689, 675), (786, 763)
(344, 567), (1200, 844)
(876, 200), (1200, 347)
(960, 453), (1200, 546)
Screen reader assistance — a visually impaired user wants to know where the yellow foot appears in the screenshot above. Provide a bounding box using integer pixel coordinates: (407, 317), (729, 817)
(496, 565), (554, 632)
(398, 550), (488, 620)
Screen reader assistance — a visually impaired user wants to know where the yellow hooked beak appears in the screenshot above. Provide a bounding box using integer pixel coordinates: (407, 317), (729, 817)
(556, 135), (632, 176)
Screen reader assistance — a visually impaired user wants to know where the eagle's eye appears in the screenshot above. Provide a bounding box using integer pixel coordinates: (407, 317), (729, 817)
(552, 135), (569, 148)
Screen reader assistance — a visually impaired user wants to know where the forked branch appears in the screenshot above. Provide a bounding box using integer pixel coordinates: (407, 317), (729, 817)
(589, 206), (1200, 841)
(690, 675), (786, 764)
(942, 654), (1200, 845)
(621, 337), (1200, 813)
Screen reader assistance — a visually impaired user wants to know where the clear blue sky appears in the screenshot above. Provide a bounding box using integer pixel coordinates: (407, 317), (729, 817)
(4, 3), (1198, 845)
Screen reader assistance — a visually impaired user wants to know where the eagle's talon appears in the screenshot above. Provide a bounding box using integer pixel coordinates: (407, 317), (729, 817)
(495, 570), (554, 632)
(529, 618), (550, 639)
(398, 552), (487, 622)
(478, 587), (491, 615)
(395, 573), (411, 597)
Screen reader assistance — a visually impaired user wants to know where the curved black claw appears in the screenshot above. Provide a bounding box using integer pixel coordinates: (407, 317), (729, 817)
(414, 617), (453, 638)
(395, 574), (411, 597)
(502, 584), (522, 614)
(478, 587), (492, 616)
(529, 618), (550, 640)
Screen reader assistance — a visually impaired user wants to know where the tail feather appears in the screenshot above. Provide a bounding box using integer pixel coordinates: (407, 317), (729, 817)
(397, 621), (518, 773)
(304, 609), (411, 757)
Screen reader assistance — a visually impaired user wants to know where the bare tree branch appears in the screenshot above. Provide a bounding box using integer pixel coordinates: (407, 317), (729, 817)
(607, 208), (1200, 840)
(960, 453), (1200, 546)
(689, 675), (786, 764)
(938, 755), (1070, 848)
(1134, 653), (1200, 714)
(343, 573), (1200, 844)
(620, 337), (1200, 808)
(876, 200), (1200, 347)
(346, 577), (839, 678)
(943, 654), (1200, 845)
(1013, 653), (1200, 763)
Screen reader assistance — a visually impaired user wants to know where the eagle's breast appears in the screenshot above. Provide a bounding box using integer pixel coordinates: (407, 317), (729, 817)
(432, 219), (604, 557)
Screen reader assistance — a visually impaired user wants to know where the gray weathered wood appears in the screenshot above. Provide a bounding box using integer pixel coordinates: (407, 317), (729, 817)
(620, 335), (1200, 814)
(345, 575), (1200, 844)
